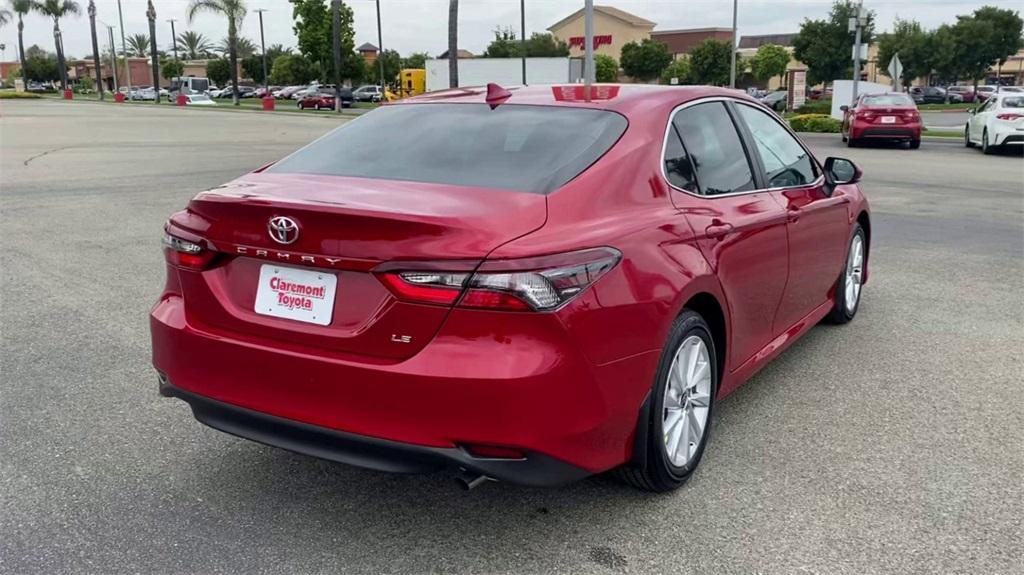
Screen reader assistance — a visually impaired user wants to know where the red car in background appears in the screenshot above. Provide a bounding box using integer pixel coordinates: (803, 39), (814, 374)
(842, 92), (922, 148)
(947, 85), (976, 103)
(297, 88), (354, 110)
(153, 85), (871, 492)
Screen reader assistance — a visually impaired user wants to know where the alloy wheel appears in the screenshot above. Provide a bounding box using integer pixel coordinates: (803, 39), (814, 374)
(662, 335), (712, 468)
(845, 233), (864, 313)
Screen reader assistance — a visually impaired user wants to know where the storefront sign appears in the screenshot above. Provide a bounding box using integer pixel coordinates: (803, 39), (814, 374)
(569, 35), (612, 50)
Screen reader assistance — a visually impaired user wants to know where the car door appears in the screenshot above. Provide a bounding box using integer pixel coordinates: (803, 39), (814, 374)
(665, 100), (790, 370)
(732, 102), (852, 333)
(970, 99), (993, 141)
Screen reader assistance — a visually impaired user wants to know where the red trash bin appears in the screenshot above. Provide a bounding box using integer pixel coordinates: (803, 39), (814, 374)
(114, 92), (126, 103)
(63, 89), (73, 100)
(262, 96), (275, 111)
(176, 94), (188, 106)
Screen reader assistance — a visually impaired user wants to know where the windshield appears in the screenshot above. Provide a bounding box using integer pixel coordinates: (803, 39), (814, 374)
(267, 103), (628, 194)
(862, 94), (914, 106)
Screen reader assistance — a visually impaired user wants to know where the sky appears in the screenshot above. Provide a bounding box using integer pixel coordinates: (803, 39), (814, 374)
(2, 0), (1019, 62)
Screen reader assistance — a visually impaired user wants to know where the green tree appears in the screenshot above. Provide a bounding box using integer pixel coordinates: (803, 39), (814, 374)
(241, 54), (263, 82)
(930, 24), (961, 83)
(482, 26), (519, 58)
(205, 57), (231, 86)
(290, 0), (359, 83)
(126, 33), (150, 57)
(688, 39), (733, 85)
(594, 54), (618, 82)
(217, 35), (255, 57)
(749, 43), (790, 85)
(23, 44), (58, 81)
(175, 30), (213, 59)
(266, 43), (291, 62)
(876, 19), (931, 88)
(660, 58), (690, 85)
(188, 0), (247, 104)
(949, 15), (999, 90)
(620, 38), (672, 82)
(402, 51), (429, 69)
(368, 48), (401, 85)
(524, 32), (569, 57)
(973, 6), (1024, 73)
(161, 57), (184, 80)
(793, 0), (876, 85)
(32, 0), (81, 89)
(269, 53), (316, 85)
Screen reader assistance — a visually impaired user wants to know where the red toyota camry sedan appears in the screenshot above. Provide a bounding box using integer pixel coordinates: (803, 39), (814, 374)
(841, 92), (922, 149)
(152, 84), (870, 491)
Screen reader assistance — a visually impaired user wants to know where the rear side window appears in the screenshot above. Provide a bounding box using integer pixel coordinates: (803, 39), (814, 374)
(671, 102), (755, 196)
(663, 125), (698, 193)
(735, 104), (818, 188)
(268, 103), (627, 194)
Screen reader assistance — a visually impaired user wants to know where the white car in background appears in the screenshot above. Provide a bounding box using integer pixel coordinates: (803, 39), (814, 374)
(184, 93), (217, 106)
(965, 93), (1024, 154)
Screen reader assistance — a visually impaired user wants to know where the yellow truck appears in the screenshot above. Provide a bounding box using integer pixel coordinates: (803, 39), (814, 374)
(385, 69), (426, 101)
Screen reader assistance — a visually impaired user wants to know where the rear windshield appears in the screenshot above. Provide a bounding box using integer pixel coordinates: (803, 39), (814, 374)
(1002, 97), (1024, 108)
(267, 103), (628, 194)
(862, 94), (914, 106)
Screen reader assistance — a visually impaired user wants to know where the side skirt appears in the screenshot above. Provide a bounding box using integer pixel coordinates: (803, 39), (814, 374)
(717, 300), (833, 398)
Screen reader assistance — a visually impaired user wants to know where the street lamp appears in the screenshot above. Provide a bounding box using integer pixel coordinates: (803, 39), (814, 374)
(167, 18), (178, 61)
(117, 0), (131, 89)
(583, 0), (593, 87)
(106, 24), (119, 92)
(375, 0), (384, 91)
(729, 0), (738, 88)
(147, 0), (160, 104)
(89, 0), (104, 99)
(255, 9), (268, 95)
(520, 0), (526, 85)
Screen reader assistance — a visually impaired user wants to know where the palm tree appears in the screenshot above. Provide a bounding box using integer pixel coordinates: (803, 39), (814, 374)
(447, 0), (458, 88)
(188, 0), (246, 105)
(126, 32), (149, 57)
(31, 0), (80, 90)
(0, 7), (11, 26)
(215, 35), (254, 58)
(176, 30), (213, 59)
(10, 0), (34, 86)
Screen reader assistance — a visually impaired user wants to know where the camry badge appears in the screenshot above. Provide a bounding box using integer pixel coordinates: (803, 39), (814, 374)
(268, 216), (299, 245)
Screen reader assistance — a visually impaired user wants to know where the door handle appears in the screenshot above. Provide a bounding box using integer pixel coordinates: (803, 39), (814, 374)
(705, 221), (734, 239)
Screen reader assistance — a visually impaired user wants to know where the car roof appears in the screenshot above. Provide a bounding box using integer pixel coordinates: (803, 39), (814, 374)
(395, 84), (757, 113)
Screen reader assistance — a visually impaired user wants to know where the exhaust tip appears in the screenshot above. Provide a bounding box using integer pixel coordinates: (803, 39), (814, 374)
(456, 471), (493, 491)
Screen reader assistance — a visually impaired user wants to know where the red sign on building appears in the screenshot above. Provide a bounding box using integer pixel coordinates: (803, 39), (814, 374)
(568, 35), (613, 50)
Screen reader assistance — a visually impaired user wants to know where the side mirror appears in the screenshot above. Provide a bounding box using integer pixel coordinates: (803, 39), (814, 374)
(823, 157), (862, 192)
(840, 105), (849, 112)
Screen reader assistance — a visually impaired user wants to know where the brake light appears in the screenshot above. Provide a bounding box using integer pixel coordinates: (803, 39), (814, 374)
(856, 111), (874, 120)
(162, 233), (217, 270)
(996, 113), (1022, 120)
(376, 247), (621, 312)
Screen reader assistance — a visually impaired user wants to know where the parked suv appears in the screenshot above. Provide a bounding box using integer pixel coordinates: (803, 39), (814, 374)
(352, 85), (383, 102)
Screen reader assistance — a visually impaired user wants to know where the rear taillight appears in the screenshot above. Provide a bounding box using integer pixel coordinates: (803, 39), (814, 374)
(377, 247), (621, 312)
(996, 113), (1022, 120)
(857, 111), (874, 120)
(162, 233), (217, 270)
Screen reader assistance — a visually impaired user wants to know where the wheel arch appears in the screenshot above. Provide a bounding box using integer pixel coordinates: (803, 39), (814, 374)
(856, 210), (871, 284)
(681, 292), (727, 388)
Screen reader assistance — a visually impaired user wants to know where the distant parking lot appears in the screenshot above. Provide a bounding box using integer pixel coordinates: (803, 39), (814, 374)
(2, 100), (1021, 574)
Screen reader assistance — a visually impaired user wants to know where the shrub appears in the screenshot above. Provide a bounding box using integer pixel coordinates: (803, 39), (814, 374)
(0, 91), (42, 99)
(795, 98), (832, 114)
(788, 114), (841, 133)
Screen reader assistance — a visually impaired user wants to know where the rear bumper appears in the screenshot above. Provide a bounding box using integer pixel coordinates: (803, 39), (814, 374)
(991, 130), (1024, 146)
(151, 295), (656, 484)
(160, 379), (590, 486)
(851, 124), (921, 140)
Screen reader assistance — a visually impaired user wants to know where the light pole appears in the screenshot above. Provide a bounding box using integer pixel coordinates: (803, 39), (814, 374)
(849, 0), (867, 105)
(117, 0), (131, 89)
(255, 9), (268, 94)
(106, 24), (119, 91)
(520, 0), (526, 85)
(729, 0), (738, 88)
(89, 0), (103, 99)
(583, 0), (594, 87)
(147, 0), (160, 103)
(167, 18), (178, 61)
(375, 0), (384, 90)
(331, 0), (343, 114)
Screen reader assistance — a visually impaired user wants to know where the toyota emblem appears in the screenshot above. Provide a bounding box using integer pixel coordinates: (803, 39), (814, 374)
(268, 216), (299, 245)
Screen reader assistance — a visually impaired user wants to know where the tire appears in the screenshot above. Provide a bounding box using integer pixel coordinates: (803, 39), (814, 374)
(613, 311), (717, 492)
(841, 131), (848, 143)
(296, 101), (302, 109)
(982, 130), (996, 155)
(826, 224), (866, 324)
(908, 139), (920, 150)
(964, 126), (975, 148)
(847, 136), (858, 148)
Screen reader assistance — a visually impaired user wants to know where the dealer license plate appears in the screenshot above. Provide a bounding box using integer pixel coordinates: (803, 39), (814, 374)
(254, 265), (337, 326)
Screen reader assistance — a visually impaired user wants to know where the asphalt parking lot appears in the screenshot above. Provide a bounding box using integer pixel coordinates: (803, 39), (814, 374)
(2, 100), (1022, 575)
